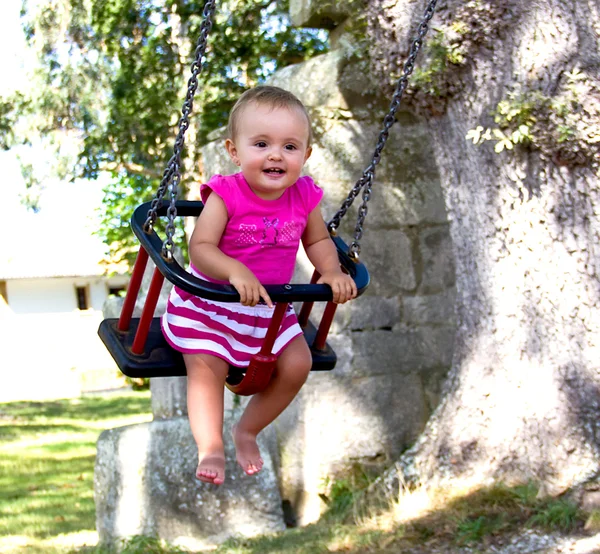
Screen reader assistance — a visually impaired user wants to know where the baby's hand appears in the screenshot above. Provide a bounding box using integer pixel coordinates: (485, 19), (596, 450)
(317, 271), (357, 304)
(229, 265), (273, 308)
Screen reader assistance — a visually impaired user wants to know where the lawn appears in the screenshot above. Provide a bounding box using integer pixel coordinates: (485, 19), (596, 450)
(0, 391), (152, 553)
(0, 391), (594, 554)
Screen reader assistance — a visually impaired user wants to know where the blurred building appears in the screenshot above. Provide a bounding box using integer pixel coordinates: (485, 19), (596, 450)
(0, 180), (130, 401)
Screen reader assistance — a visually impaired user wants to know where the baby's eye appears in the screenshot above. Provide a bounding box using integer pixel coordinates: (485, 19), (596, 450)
(284, 144), (297, 151)
(254, 141), (267, 148)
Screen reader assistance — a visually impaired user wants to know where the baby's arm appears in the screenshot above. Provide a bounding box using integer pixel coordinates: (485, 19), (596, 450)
(190, 193), (273, 307)
(302, 204), (357, 304)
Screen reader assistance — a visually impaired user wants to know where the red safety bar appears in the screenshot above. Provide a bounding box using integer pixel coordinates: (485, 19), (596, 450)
(112, 242), (354, 395)
(132, 268), (165, 355)
(226, 302), (289, 396)
(118, 247), (149, 332)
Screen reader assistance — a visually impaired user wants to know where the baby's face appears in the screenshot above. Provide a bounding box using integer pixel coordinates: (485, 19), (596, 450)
(226, 102), (312, 200)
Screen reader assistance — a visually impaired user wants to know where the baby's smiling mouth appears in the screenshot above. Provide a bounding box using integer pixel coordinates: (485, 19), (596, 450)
(264, 168), (285, 174)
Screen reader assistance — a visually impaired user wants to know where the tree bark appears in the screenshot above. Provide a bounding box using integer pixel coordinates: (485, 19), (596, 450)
(366, 0), (600, 494)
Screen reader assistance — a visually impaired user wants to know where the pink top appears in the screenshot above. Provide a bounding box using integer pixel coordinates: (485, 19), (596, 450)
(195, 172), (323, 285)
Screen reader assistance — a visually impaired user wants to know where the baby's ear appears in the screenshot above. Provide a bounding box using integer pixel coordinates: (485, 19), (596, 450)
(225, 138), (240, 165)
(304, 145), (312, 163)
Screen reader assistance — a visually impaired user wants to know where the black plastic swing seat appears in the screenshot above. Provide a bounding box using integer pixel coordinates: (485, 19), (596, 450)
(98, 316), (337, 380)
(98, 200), (369, 382)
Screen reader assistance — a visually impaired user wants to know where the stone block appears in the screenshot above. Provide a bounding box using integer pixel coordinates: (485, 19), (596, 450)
(421, 365), (453, 415)
(151, 377), (188, 419)
(150, 378), (239, 419)
(305, 118), (382, 194)
(94, 415), (284, 550)
(325, 333), (354, 374)
(403, 289), (457, 325)
(350, 327), (455, 378)
(268, 49), (350, 110)
(202, 139), (238, 181)
(342, 295), (401, 330)
(102, 295), (124, 319)
(370, 125), (447, 227)
(289, 0), (360, 29)
(275, 370), (429, 524)
(418, 226), (456, 294)
(358, 230), (416, 296)
(279, 116), (446, 231)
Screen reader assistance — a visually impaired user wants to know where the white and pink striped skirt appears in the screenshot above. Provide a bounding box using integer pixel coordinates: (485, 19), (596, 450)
(161, 286), (303, 367)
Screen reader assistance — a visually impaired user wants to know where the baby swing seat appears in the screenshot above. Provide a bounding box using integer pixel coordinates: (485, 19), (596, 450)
(98, 200), (370, 395)
(97, 0), (437, 396)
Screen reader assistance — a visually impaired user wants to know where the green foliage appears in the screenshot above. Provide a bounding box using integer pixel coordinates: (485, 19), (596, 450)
(528, 497), (581, 532)
(323, 477), (360, 517)
(410, 29), (467, 97)
(115, 535), (190, 553)
(98, 173), (187, 268)
(585, 509), (600, 532)
(0, 93), (29, 150)
(8, 0), (328, 266)
(124, 376), (151, 390)
(466, 68), (600, 167)
(466, 89), (541, 152)
(456, 514), (507, 544)
(320, 464), (373, 520)
(447, 482), (582, 545)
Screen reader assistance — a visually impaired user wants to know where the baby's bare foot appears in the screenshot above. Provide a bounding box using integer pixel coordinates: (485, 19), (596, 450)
(196, 452), (225, 485)
(232, 425), (263, 475)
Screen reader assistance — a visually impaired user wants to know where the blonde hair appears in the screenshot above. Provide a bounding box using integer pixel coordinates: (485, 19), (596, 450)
(227, 85), (313, 146)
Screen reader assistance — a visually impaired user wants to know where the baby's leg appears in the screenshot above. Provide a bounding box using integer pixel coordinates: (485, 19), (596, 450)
(233, 335), (311, 475)
(185, 353), (229, 485)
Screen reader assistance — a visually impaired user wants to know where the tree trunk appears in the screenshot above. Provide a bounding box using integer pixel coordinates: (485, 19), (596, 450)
(366, 0), (600, 494)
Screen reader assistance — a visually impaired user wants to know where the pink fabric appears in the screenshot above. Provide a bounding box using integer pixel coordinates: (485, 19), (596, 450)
(162, 287), (302, 367)
(161, 172), (323, 365)
(197, 172), (323, 285)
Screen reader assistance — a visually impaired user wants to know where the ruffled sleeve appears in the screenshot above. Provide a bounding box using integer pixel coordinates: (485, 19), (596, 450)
(200, 174), (238, 218)
(296, 175), (324, 215)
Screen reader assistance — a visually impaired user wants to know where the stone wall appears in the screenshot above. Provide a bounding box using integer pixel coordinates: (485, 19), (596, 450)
(95, 1), (457, 542)
(200, 3), (456, 524)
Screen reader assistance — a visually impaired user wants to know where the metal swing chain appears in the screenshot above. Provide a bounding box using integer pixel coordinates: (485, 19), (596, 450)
(143, 0), (217, 261)
(328, 0), (438, 260)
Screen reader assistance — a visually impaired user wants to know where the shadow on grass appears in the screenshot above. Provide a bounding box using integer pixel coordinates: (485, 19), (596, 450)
(0, 394), (151, 421)
(78, 481), (589, 554)
(0, 394), (151, 442)
(0, 394), (589, 554)
(0, 392), (151, 542)
(206, 481), (587, 554)
(0, 423), (92, 442)
(0, 449), (97, 538)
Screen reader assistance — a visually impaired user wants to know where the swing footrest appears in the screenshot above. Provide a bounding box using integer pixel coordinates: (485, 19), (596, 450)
(98, 317), (336, 379)
(98, 318), (185, 378)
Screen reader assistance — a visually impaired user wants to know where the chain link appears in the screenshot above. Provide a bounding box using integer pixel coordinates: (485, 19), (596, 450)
(328, 0), (438, 260)
(144, 0), (217, 261)
(143, 0), (436, 262)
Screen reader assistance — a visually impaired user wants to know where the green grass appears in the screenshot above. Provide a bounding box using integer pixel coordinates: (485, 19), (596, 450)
(0, 392), (152, 553)
(82, 482), (586, 554)
(0, 393), (590, 554)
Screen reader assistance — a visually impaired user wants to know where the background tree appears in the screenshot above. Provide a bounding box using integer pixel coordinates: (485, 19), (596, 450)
(5, 0), (327, 264)
(364, 0), (600, 496)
